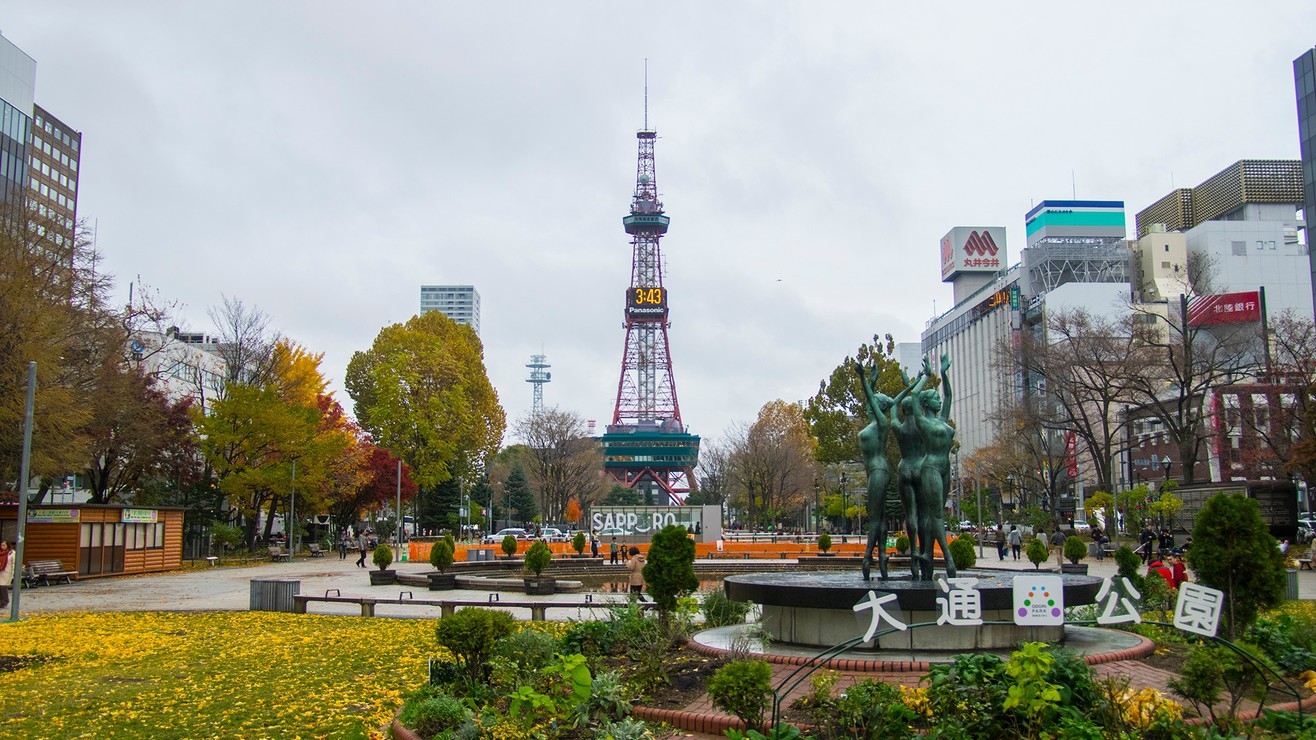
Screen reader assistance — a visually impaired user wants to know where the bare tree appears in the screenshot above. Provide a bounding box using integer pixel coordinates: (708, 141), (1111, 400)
(1252, 310), (1316, 485)
(513, 407), (604, 524)
(693, 437), (731, 506)
(1126, 296), (1261, 484)
(1013, 309), (1147, 494)
(207, 294), (279, 392)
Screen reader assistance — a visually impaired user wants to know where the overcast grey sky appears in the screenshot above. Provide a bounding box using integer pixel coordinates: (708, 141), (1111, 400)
(4, 3), (1313, 446)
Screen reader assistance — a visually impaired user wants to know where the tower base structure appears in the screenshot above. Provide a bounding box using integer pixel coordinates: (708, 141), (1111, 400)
(601, 421), (700, 506)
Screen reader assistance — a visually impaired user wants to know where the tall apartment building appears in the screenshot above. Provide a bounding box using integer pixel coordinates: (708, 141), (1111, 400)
(419, 284), (481, 335)
(1296, 47), (1316, 312)
(28, 104), (81, 247)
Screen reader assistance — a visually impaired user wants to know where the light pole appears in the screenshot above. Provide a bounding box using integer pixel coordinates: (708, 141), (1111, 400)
(289, 459), (296, 555)
(839, 473), (848, 540)
(395, 459), (402, 560)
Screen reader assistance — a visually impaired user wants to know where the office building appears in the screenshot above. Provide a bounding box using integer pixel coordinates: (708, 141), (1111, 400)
(1296, 47), (1316, 312)
(28, 104), (81, 247)
(0, 33), (34, 211)
(420, 284), (480, 335)
(1136, 160), (1310, 317)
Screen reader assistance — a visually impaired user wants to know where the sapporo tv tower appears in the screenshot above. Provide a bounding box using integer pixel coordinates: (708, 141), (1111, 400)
(601, 86), (700, 505)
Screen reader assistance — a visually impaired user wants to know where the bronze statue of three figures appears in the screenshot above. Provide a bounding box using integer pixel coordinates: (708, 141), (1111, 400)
(855, 354), (955, 582)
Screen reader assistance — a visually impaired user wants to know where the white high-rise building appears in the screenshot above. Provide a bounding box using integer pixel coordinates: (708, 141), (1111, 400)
(420, 285), (480, 335)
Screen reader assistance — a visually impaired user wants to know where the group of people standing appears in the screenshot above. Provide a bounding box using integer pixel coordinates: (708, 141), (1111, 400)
(855, 353), (957, 581)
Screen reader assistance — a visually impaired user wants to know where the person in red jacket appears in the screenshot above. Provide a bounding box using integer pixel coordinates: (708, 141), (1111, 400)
(1169, 554), (1188, 588)
(1147, 557), (1175, 589)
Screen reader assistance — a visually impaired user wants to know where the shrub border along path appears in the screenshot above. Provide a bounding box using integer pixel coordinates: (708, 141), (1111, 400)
(634, 631), (1316, 736)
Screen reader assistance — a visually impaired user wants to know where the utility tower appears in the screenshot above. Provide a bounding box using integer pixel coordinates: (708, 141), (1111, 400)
(602, 105), (699, 504)
(525, 354), (551, 416)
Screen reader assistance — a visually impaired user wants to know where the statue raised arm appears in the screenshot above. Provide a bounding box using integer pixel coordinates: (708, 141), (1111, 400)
(853, 359), (897, 580)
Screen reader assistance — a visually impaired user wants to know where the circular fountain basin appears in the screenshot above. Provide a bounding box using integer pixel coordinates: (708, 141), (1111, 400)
(724, 569), (1103, 651)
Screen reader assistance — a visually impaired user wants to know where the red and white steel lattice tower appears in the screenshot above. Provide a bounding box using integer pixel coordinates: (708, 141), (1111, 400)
(612, 125), (681, 428)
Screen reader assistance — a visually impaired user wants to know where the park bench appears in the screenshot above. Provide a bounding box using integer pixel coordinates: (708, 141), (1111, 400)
(1297, 557), (1313, 571)
(26, 559), (77, 585)
(267, 546), (292, 562)
(307, 543), (325, 558)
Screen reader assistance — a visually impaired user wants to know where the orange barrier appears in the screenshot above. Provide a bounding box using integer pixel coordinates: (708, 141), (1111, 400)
(406, 538), (945, 563)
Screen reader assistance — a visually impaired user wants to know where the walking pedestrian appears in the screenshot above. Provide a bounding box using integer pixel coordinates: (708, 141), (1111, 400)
(995, 526), (1006, 561)
(609, 536), (619, 565)
(0, 540), (13, 609)
(1008, 526), (1022, 561)
(356, 532), (369, 568)
(626, 546), (647, 602)
(338, 534), (349, 560)
(1051, 528), (1067, 567)
(590, 531), (600, 558)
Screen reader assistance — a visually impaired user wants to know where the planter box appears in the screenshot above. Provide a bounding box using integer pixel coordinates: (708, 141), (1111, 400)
(1060, 563), (1089, 575)
(523, 577), (557, 596)
(427, 573), (457, 591)
(369, 569), (397, 586)
(816, 552), (835, 557)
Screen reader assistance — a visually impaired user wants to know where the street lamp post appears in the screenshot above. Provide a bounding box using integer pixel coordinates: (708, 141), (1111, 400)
(289, 459), (296, 556)
(813, 480), (820, 535)
(839, 473), (848, 540)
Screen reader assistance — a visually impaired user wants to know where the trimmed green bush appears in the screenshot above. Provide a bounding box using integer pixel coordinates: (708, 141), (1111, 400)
(948, 535), (976, 570)
(701, 589), (752, 628)
(524, 540), (552, 576)
(572, 531), (587, 555)
(429, 539), (454, 573)
(501, 534), (518, 558)
(817, 532), (832, 552)
(1025, 537), (1049, 570)
(435, 608), (516, 681)
(1188, 492), (1287, 640)
(707, 659), (773, 730)
(398, 692), (470, 738)
(895, 534), (910, 554)
(643, 524), (698, 616)
(372, 543), (393, 571)
(1063, 535), (1088, 565)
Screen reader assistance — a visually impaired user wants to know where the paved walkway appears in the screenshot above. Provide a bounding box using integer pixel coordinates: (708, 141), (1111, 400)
(13, 548), (1316, 738)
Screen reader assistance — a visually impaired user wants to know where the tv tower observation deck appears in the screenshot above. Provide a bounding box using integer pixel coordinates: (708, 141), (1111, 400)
(601, 123), (699, 505)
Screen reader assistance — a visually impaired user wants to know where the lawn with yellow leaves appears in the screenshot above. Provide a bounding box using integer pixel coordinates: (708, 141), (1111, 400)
(0, 611), (440, 739)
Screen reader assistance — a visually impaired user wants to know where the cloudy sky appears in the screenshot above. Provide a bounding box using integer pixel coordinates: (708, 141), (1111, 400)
(4, 2), (1313, 446)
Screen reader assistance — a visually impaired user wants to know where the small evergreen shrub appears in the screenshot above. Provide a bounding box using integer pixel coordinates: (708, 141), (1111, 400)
(644, 524), (698, 616)
(501, 534), (518, 558)
(399, 692), (471, 738)
(429, 539), (454, 573)
(524, 540), (552, 576)
(562, 619), (619, 657)
(1025, 537), (1049, 569)
(572, 531), (587, 555)
(817, 532), (831, 552)
(707, 659), (774, 730)
(833, 679), (917, 739)
(1063, 535), (1088, 565)
(895, 534), (910, 553)
(948, 535), (976, 570)
(372, 543), (393, 570)
(435, 608), (516, 680)
(701, 589), (752, 628)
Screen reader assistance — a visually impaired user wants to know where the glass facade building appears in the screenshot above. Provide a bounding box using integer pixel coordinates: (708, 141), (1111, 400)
(1296, 47), (1316, 312)
(0, 34), (35, 212)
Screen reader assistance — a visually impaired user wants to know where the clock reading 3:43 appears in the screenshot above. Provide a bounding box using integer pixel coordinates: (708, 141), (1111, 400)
(626, 286), (667, 317)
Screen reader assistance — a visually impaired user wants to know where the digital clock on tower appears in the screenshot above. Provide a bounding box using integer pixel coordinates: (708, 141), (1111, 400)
(625, 286), (668, 318)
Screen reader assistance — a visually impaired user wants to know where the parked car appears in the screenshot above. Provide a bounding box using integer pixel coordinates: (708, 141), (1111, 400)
(596, 527), (629, 538)
(539, 527), (569, 543)
(483, 527), (530, 544)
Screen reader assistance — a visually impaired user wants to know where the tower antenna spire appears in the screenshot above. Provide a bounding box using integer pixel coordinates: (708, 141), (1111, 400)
(643, 59), (649, 131)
